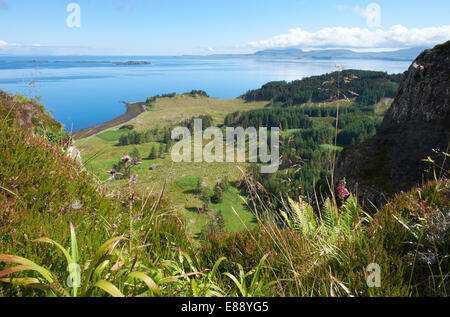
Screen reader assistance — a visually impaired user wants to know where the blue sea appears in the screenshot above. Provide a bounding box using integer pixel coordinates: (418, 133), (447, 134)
(0, 56), (411, 131)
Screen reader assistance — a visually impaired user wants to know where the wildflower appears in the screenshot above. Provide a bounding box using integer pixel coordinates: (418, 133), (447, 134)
(174, 246), (185, 253)
(113, 224), (118, 229)
(121, 155), (132, 169)
(133, 157), (142, 165)
(121, 155), (132, 163)
(337, 179), (350, 200)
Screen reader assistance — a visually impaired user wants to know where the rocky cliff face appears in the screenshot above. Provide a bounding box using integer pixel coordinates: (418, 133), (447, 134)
(335, 41), (450, 208)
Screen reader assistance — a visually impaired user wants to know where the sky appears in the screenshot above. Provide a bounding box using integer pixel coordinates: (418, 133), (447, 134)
(0, 0), (450, 55)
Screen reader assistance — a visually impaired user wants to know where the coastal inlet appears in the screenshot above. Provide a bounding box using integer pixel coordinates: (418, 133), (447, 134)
(73, 101), (146, 140)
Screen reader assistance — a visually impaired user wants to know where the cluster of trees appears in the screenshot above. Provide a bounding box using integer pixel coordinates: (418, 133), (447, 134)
(224, 104), (379, 129)
(356, 88), (391, 107)
(232, 103), (387, 210)
(224, 108), (313, 130)
(240, 70), (401, 107)
(117, 114), (215, 147)
(144, 90), (209, 110)
(145, 93), (177, 109)
(146, 93), (176, 104)
(211, 178), (229, 204)
(179, 114), (214, 132)
(118, 128), (172, 146)
(195, 177), (230, 212)
(111, 143), (170, 180)
(187, 90), (209, 98)
(239, 123), (334, 212)
(119, 124), (135, 130)
(148, 143), (169, 160)
(336, 114), (382, 146)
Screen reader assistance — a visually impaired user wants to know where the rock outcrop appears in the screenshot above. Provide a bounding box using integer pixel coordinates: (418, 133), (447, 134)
(335, 41), (450, 208)
(0, 89), (62, 132)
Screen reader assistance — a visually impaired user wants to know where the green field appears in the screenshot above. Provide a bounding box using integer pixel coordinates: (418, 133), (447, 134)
(76, 95), (265, 237)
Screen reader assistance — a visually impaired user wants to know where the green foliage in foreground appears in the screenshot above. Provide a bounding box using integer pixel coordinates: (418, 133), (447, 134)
(1, 90), (449, 297)
(200, 180), (449, 297)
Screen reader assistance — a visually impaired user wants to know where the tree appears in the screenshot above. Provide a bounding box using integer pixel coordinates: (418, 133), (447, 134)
(148, 146), (157, 160)
(195, 177), (203, 197)
(119, 134), (129, 146)
(163, 129), (171, 144)
(158, 144), (164, 158)
(199, 188), (212, 212)
(211, 184), (223, 204)
(130, 147), (141, 160)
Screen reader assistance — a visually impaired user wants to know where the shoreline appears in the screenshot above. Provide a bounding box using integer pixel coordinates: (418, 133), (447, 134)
(72, 101), (146, 140)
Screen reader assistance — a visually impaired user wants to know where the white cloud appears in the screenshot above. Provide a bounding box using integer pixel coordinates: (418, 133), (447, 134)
(246, 25), (450, 51)
(0, 40), (17, 47)
(352, 5), (371, 18)
(337, 4), (381, 20)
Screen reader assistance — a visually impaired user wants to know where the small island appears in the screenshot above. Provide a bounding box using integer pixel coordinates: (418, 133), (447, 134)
(20, 60), (49, 63)
(55, 60), (152, 65)
(112, 61), (151, 65)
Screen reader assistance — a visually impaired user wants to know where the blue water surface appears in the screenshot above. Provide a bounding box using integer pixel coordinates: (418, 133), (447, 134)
(0, 56), (411, 131)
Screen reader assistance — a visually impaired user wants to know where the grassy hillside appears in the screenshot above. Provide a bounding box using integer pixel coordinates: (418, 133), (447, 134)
(119, 94), (268, 131)
(0, 89), (448, 297)
(75, 94), (265, 237)
(75, 94), (394, 237)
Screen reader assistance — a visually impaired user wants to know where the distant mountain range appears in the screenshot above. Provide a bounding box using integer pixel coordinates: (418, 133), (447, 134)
(182, 47), (428, 61)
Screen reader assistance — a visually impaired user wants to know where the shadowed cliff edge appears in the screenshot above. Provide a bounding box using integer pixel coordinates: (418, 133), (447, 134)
(335, 41), (450, 208)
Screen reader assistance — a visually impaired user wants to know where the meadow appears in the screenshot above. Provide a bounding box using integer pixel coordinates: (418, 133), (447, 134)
(75, 94), (394, 238)
(75, 94), (266, 237)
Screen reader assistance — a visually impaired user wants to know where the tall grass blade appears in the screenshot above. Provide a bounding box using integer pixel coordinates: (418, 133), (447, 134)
(224, 272), (246, 297)
(94, 280), (125, 297)
(0, 277), (40, 286)
(32, 238), (72, 264)
(83, 236), (126, 293)
(0, 255), (54, 284)
(127, 272), (161, 297)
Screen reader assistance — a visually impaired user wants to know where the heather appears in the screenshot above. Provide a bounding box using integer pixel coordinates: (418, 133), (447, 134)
(0, 80), (448, 297)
